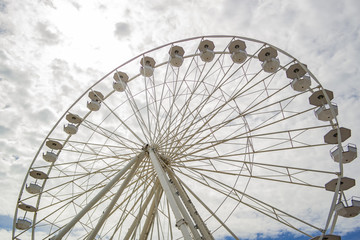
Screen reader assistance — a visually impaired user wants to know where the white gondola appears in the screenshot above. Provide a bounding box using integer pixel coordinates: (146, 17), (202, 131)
(330, 143), (357, 163)
(335, 199), (360, 218)
(315, 103), (338, 121)
(87, 90), (103, 111)
(113, 71), (129, 82)
(64, 124), (78, 135)
(310, 235), (341, 240)
(42, 151), (57, 163)
(18, 203), (37, 212)
(324, 127), (351, 144)
(140, 56), (156, 77)
(286, 63), (307, 79)
(291, 76), (311, 92)
(88, 90), (104, 102)
(46, 140), (63, 150)
(66, 112), (82, 124)
(16, 218), (32, 230)
(87, 100), (101, 111)
(228, 40), (247, 64)
(325, 177), (355, 192)
(286, 63), (310, 92)
(198, 40), (215, 62)
(113, 80), (127, 92)
(29, 170), (48, 180)
(309, 89), (334, 106)
(113, 71), (129, 92)
(258, 47), (280, 73)
(26, 183), (42, 194)
(169, 45), (185, 67)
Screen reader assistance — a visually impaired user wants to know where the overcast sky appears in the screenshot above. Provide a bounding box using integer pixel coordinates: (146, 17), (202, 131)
(1, 0), (360, 239)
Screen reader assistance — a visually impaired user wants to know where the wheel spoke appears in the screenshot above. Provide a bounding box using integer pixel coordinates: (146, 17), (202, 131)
(14, 36), (351, 240)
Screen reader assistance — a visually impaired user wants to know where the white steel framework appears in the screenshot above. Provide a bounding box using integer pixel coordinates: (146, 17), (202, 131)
(13, 36), (358, 240)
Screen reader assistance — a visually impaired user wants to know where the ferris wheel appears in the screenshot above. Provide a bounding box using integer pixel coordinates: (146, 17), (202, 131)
(13, 36), (359, 240)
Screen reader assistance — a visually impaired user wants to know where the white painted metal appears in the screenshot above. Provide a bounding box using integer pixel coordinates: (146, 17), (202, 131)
(148, 147), (193, 240)
(46, 140), (63, 150)
(166, 171), (202, 240)
(291, 76), (311, 92)
(123, 182), (159, 240)
(87, 100), (101, 111)
(113, 79), (127, 92)
(331, 143), (357, 163)
(166, 169), (214, 240)
(16, 218), (31, 230)
(86, 151), (143, 240)
(29, 170), (48, 179)
(335, 200), (360, 218)
(18, 203), (37, 212)
(63, 123), (78, 135)
(88, 90), (104, 101)
(262, 58), (280, 72)
(199, 39), (215, 62)
(113, 71), (129, 82)
(315, 103), (338, 121)
(66, 112), (82, 124)
(13, 36), (356, 240)
(181, 179), (240, 240)
(25, 183), (42, 194)
(169, 45), (185, 67)
(53, 152), (145, 240)
(139, 187), (163, 239)
(42, 151), (57, 162)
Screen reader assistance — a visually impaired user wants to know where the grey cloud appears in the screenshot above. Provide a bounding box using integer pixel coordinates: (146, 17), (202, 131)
(114, 22), (131, 40)
(51, 58), (72, 79)
(35, 22), (61, 45)
(0, 0), (7, 13)
(34, 108), (56, 124)
(0, 49), (8, 60)
(0, 61), (32, 87)
(0, 14), (14, 36)
(0, 125), (11, 136)
(98, 4), (107, 11)
(69, 1), (81, 10)
(38, 0), (55, 9)
(0, 139), (21, 160)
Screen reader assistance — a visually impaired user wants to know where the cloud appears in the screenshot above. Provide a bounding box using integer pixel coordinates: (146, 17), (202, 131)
(0, 0), (7, 13)
(35, 21), (61, 45)
(38, 0), (55, 9)
(0, 125), (10, 136)
(2, 0), (360, 239)
(0, 229), (11, 239)
(51, 58), (73, 80)
(114, 22), (131, 40)
(69, 0), (81, 10)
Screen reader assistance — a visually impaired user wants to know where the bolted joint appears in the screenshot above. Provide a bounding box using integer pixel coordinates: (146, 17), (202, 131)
(175, 218), (187, 228)
(142, 144), (150, 155)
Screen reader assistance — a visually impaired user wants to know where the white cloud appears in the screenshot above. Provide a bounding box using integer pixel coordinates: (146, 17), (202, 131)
(35, 21), (62, 45)
(1, 0), (360, 239)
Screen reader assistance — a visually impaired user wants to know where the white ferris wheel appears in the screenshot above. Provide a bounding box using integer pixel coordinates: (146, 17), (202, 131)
(13, 36), (359, 240)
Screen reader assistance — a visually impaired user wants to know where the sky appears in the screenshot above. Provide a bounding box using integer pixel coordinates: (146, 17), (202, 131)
(1, 0), (360, 239)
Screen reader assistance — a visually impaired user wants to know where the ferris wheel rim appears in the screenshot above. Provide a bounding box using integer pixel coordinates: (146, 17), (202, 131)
(13, 35), (351, 240)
